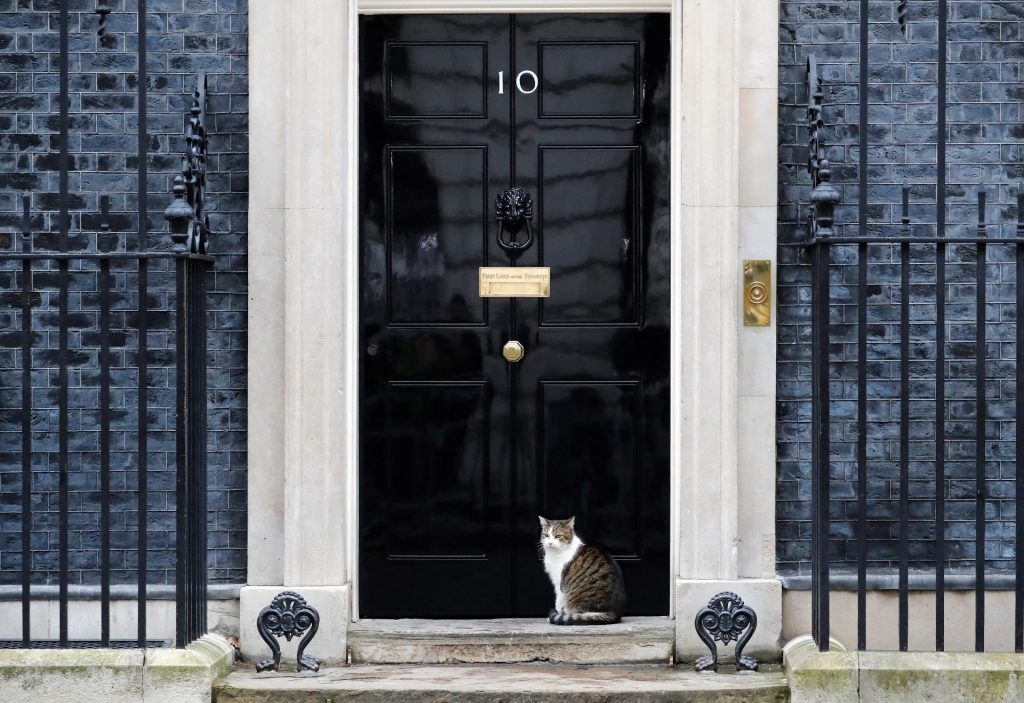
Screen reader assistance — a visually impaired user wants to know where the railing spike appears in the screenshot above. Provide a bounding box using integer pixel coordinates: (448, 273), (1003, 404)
(20, 194), (30, 254)
(164, 73), (209, 254)
(897, 0), (910, 38)
(99, 194), (110, 234)
(95, 2), (112, 37)
(806, 55), (842, 242)
(978, 190), (987, 238)
(902, 185), (911, 228)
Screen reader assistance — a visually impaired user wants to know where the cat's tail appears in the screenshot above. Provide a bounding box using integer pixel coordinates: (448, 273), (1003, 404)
(556, 611), (621, 626)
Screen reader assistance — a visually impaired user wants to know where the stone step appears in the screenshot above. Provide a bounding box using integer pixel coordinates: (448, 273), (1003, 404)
(215, 664), (790, 703)
(348, 617), (674, 665)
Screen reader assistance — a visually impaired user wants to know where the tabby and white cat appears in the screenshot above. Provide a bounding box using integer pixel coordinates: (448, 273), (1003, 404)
(538, 516), (625, 625)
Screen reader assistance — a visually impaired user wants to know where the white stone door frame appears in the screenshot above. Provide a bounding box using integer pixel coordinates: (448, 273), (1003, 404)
(244, 0), (780, 664)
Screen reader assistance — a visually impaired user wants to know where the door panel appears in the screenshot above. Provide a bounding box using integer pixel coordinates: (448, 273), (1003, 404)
(537, 145), (639, 325)
(387, 146), (489, 325)
(360, 12), (669, 619)
(384, 381), (492, 559)
(386, 43), (489, 118)
(538, 42), (640, 118)
(539, 381), (642, 557)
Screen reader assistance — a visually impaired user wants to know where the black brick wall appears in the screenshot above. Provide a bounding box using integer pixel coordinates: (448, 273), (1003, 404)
(779, 1), (1024, 576)
(8, 0), (1017, 587)
(0, 0), (247, 585)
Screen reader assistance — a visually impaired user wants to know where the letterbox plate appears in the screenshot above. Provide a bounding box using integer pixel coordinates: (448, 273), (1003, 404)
(479, 267), (551, 298)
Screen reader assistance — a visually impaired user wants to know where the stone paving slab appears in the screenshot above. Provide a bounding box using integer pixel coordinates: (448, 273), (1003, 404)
(215, 664), (790, 702)
(785, 635), (1024, 703)
(348, 617), (675, 664)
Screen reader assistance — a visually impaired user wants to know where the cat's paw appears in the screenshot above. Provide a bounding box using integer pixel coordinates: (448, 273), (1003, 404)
(548, 609), (558, 624)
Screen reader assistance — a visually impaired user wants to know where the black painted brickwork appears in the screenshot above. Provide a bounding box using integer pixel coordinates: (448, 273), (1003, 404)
(779, 1), (1024, 576)
(0, 0), (247, 585)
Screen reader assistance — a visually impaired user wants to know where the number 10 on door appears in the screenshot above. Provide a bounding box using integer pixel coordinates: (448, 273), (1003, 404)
(498, 70), (539, 95)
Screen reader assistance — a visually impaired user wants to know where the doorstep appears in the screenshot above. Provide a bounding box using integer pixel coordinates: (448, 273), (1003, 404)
(348, 617), (674, 664)
(214, 663), (790, 703)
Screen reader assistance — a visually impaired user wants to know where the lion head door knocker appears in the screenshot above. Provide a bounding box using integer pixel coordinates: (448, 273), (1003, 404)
(255, 591), (321, 673)
(694, 591), (758, 673)
(495, 187), (534, 261)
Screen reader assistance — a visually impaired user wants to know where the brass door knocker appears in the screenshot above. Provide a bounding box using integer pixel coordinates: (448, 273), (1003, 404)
(495, 187), (534, 260)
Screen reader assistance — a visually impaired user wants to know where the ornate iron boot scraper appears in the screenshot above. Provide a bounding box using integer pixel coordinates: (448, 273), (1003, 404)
(256, 591), (321, 673)
(694, 591), (758, 673)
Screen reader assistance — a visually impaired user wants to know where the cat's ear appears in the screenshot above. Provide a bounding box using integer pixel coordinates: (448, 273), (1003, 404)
(567, 516), (576, 529)
(538, 516), (548, 528)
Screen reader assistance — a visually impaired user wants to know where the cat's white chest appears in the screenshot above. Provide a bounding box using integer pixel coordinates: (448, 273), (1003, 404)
(543, 538), (582, 609)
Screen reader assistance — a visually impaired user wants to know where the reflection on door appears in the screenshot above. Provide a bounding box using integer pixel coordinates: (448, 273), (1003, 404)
(360, 13), (670, 618)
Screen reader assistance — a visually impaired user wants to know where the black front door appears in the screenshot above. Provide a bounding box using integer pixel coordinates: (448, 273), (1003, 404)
(359, 13), (670, 618)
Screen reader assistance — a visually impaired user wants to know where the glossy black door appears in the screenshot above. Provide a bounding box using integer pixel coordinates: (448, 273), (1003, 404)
(360, 13), (670, 618)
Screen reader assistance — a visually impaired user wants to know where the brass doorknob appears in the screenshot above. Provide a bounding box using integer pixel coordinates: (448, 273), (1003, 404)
(502, 340), (525, 363)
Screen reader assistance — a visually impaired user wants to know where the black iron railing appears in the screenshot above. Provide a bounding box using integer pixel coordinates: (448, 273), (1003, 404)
(805, 195), (1024, 655)
(0, 0), (212, 649)
(174, 249), (211, 648)
(805, 10), (1024, 654)
(2, 224), (211, 649)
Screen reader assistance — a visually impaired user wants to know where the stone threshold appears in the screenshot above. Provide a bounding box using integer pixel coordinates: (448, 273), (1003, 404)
(215, 663), (790, 703)
(348, 616), (675, 664)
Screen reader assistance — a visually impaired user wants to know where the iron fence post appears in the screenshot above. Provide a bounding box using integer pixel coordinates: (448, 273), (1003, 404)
(809, 236), (830, 652)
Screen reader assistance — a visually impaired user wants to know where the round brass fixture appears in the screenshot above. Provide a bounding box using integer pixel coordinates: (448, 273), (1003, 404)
(502, 340), (525, 363)
(745, 281), (769, 306)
